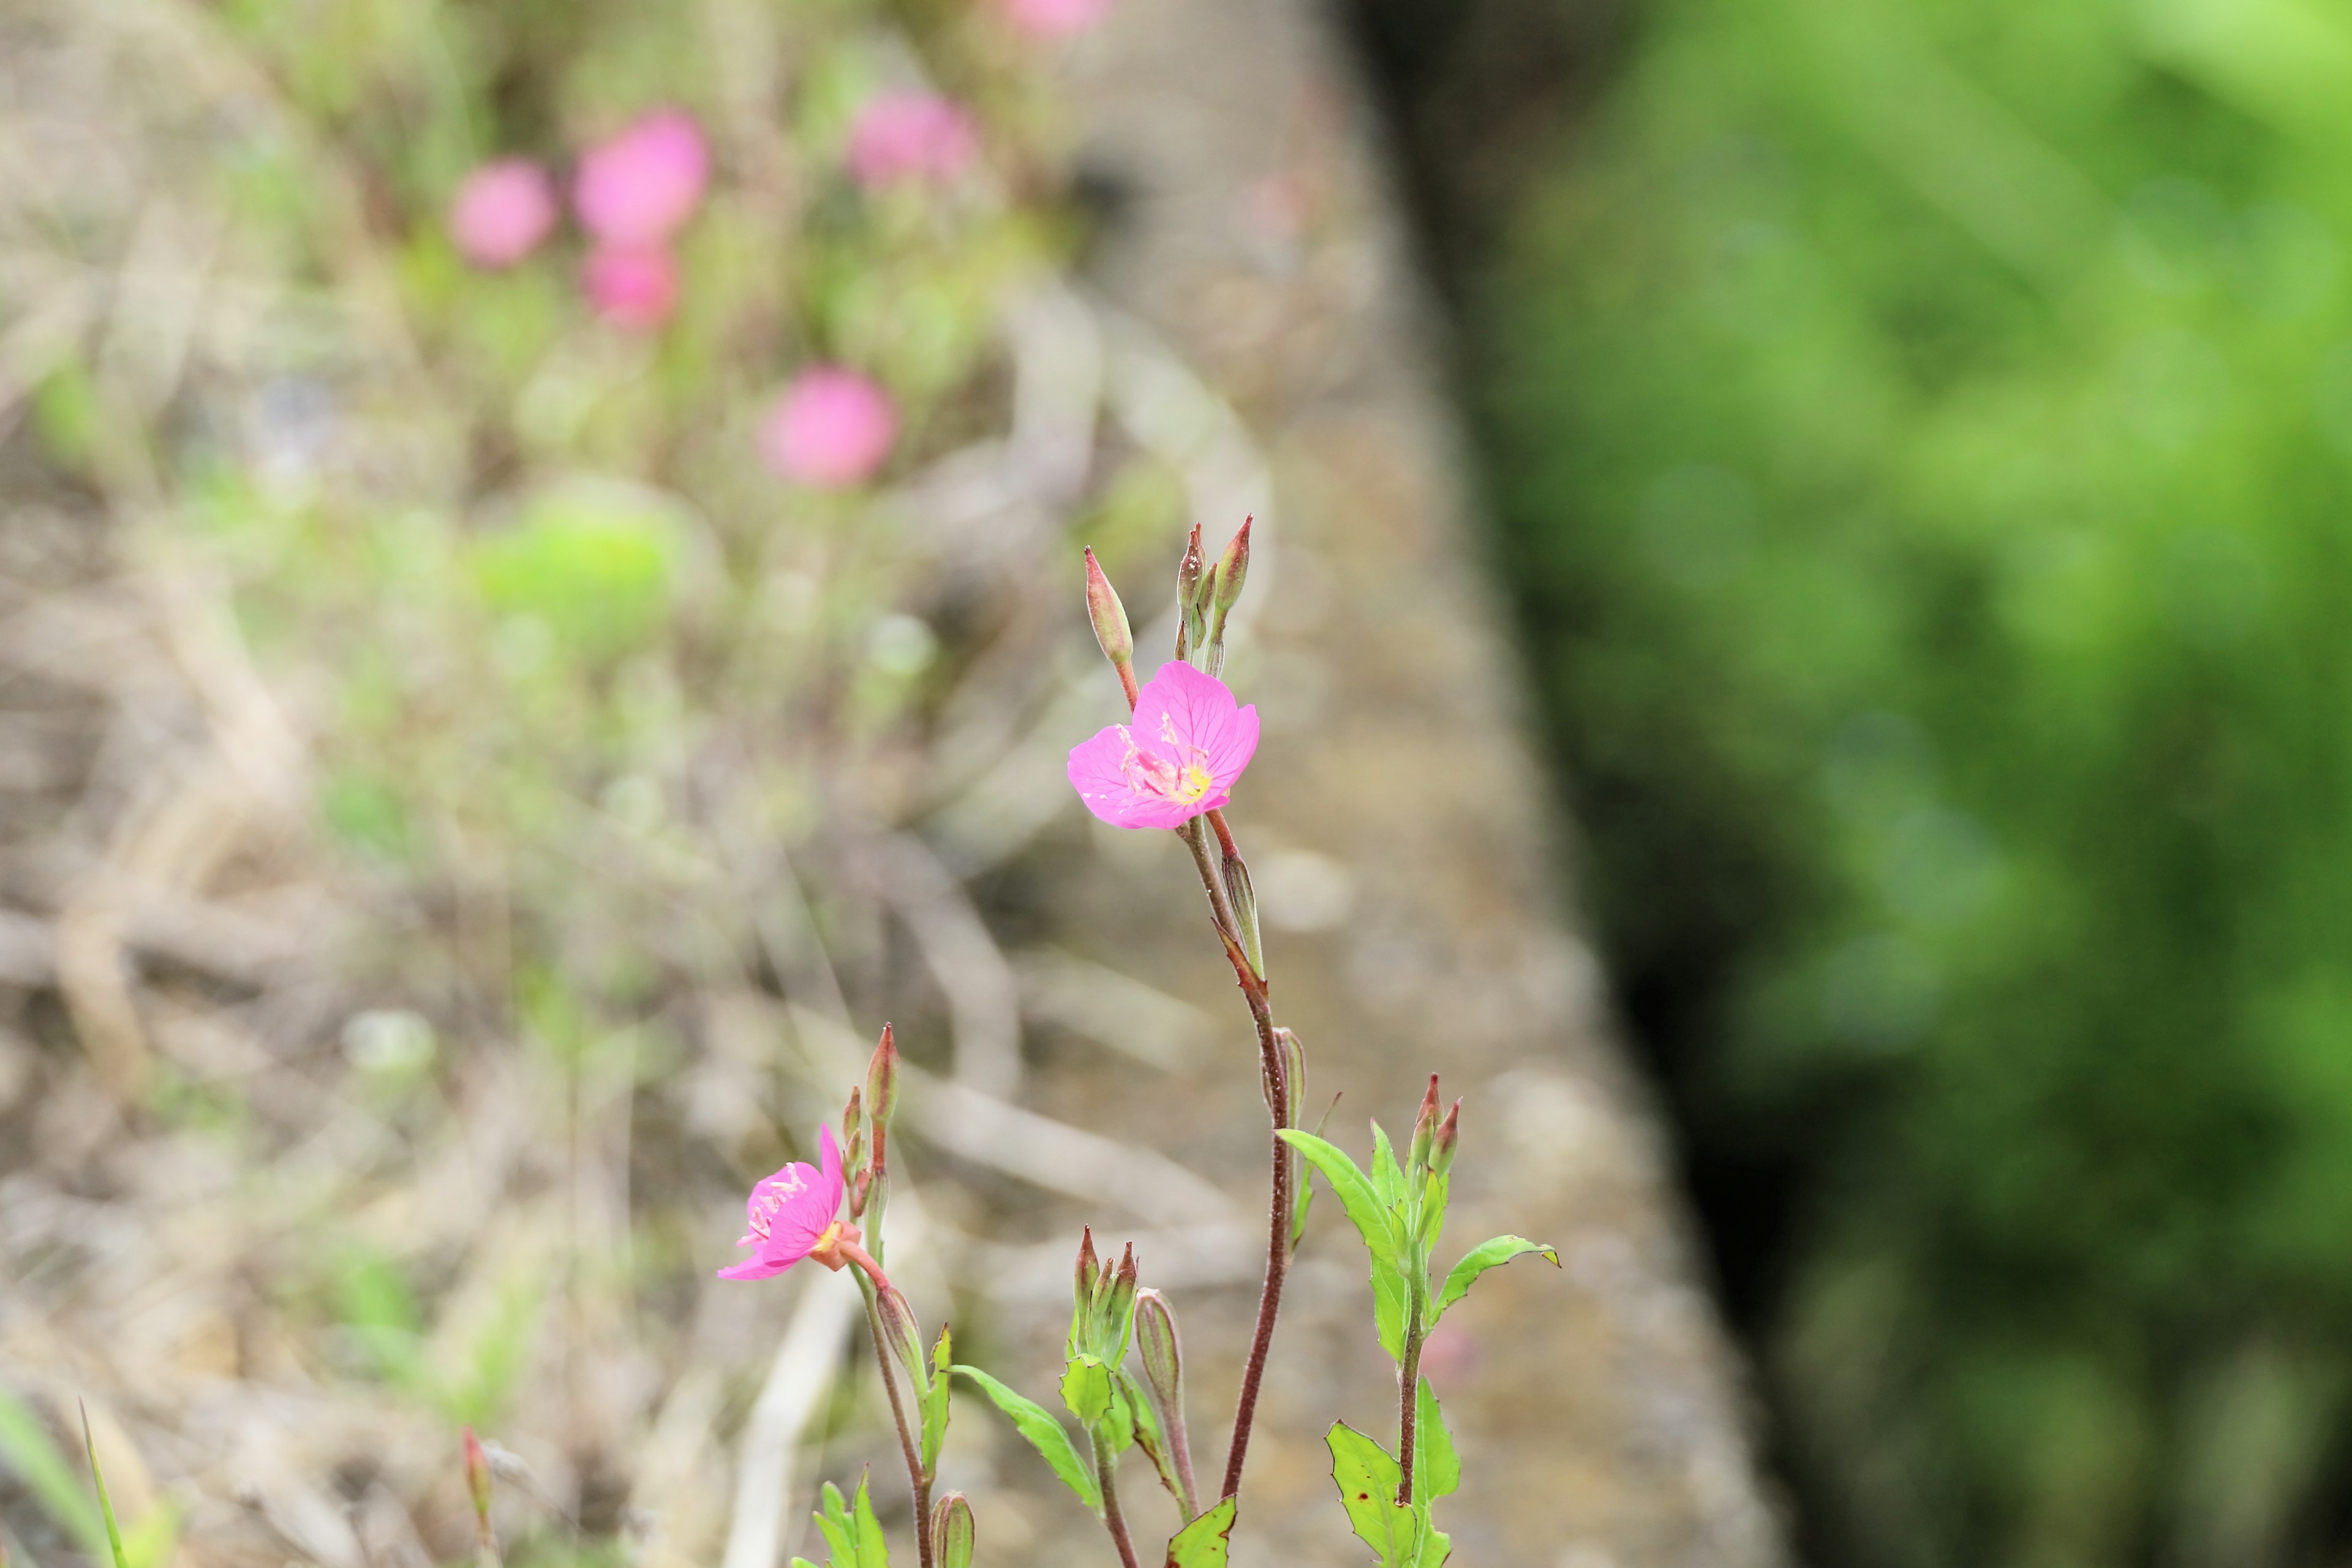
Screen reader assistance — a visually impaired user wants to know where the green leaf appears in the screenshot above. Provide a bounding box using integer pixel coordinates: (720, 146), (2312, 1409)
(815, 1482), (858, 1567)
(1326, 1422), (1419, 1567)
(1370, 1122), (1403, 1208)
(1123, 1370), (1188, 1509)
(1413, 1379), (1460, 1503)
(954, 1365), (1101, 1513)
(1281, 1131), (1412, 1356)
(79, 1404), (130, 1568)
(1434, 1237), (1560, 1321)
(0, 1389), (101, 1551)
(1415, 1520), (1453, 1568)
(851, 1472), (890, 1568)
(1164, 1498), (1238, 1567)
(920, 1327), (953, 1474)
(1061, 1353), (1116, 1428)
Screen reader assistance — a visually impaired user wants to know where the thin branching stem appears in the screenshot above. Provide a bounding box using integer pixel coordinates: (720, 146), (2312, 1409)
(1095, 1433), (1143, 1568)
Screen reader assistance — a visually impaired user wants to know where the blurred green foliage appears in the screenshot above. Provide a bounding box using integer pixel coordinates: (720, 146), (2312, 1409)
(1474, 0), (2352, 1561)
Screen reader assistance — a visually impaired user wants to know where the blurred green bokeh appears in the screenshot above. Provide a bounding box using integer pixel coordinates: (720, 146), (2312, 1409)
(1427, 0), (2352, 1561)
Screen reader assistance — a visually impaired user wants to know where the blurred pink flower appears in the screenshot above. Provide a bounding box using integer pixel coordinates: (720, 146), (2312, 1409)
(581, 246), (679, 330)
(759, 369), (899, 488)
(1068, 661), (1259, 829)
(575, 109), (709, 247)
(1002, 0), (1111, 37)
(720, 1125), (853, 1280)
(447, 158), (557, 268)
(848, 92), (979, 188)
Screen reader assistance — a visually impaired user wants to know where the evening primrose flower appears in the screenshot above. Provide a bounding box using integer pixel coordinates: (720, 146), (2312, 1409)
(447, 159), (557, 268)
(847, 92), (979, 189)
(1067, 660), (1259, 829)
(719, 1125), (864, 1280)
(575, 110), (709, 248)
(581, 246), (679, 330)
(758, 369), (898, 488)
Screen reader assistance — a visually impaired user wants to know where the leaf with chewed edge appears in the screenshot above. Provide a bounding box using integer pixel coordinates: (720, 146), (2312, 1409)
(1164, 1498), (1238, 1567)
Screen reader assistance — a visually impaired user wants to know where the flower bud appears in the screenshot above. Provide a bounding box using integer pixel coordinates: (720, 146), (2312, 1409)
(932, 1493), (976, 1568)
(1070, 1226), (1102, 1352)
(1223, 851), (1265, 982)
(865, 1024), (900, 1132)
(1431, 1097), (1461, 1177)
(1105, 1243), (1139, 1360)
(1133, 1287), (1185, 1417)
(1408, 1074), (1441, 1177)
(1278, 1027), (1308, 1132)
(1083, 548), (1136, 687)
(1210, 516), (1251, 615)
(463, 1427), (493, 1526)
(874, 1281), (926, 1384)
(1175, 524), (1207, 659)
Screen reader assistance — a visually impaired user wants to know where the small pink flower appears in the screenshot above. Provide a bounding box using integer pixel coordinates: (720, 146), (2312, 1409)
(1002, 0), (1111, 37)
(575, 109), (709, 248)
(1068, 661), (1259, 829)
(720, 1125), (855, 1280)
(758, 369), (898, 489)
(448, 158), (557, 268)
(848, 93), (979, 189)
(582, 246), (679, 330)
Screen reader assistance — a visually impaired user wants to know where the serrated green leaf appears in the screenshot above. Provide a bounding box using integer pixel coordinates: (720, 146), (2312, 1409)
(851, 1472), (890, 1568)
(1326, 1422), (1419, 1567)
(79, 1404), (130, 1568)
(1434, 1237), (1560, 1320)
(953, 1365), (1101, 1513)
(1281, 1129), (1412, 1358)
(1061, 1354), (1115, 1428)
(1413, 1379), (1460, 1503)
(1164, 1498), (1238, 1567)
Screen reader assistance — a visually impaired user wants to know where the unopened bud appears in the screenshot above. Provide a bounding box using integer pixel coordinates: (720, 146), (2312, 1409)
(1071, 1227), (1101, 1348)
(1106, 1243), (1139, 1359)
(874, 1282), (925, 1381)
(932, 1493), (976, 1568)
(1083, 549), (1136, 682)
(1175, 524), (1207, 660)
(1408, 1075), (1441, 1176)
(1431, 1098), (1461, 1176)
(1133, 1288), (1185, 1416)
(1278, 1027), (1308, 1132)
(1223, 852), (1265, 982)
(462, 1428), (492, 1525)
(865, 1025), (900, 1132)
(1202, 518), (1251, 676)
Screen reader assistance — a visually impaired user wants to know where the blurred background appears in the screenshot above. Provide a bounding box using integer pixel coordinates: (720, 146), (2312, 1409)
(9, 0), (2349, 1565)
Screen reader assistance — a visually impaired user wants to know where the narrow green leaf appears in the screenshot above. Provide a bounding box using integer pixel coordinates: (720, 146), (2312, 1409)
(1413, 1379), (1460, 1503)
(1370, 1123), (1403, 1208)
(920, 1327), (953, 1474)
(1164, 1498), (1238, 1567)
(1325, 1422), (1419, 1567)
(953, 1365), (1101, 1512)
(851, 1472), (890, 1568)
(1283, 1130), (1414, 1359)
(0, 1389), (101, 1550)
(1434, 1237), (1560, 1320)
(1123, 1370), (1188, 1508)
(791, 1559), (822, 1567)
(79, 1404), (131, 1568)
(815, 1481), (858, 1567)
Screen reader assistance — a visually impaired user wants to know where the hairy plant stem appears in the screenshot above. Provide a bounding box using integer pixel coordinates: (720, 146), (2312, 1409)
(1395, 1311), (1425, 1506)
(1093, 1432), (1143, 1568)
(857, 1277), (934, 1568)
(1178, 812), (1292, 1503)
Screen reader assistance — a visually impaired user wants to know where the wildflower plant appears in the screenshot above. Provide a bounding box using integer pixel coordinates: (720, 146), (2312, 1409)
(725, 522), (1558, 1566)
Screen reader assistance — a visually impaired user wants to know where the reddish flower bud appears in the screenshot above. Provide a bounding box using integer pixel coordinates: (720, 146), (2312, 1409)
(1083, 548), (1136, 695)
(1106, 1243), (1139, 1357)
(865, 1024), (900, 1131)
(1409, 1074), (1441, 1177)
(1432, 1097), (1462, 1177)
(1175, 524), (1207, 659)
(932, 1492), (976, 1568)
(462, 1427), (492, 1526)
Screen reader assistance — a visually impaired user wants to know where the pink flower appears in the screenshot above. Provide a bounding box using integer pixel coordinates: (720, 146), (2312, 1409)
(848, 93), (979, 189)
(1068, 660), (1260, 829)
(1002, 0), (1111, 37)
(581, 246), (679, 330)
(575, 109), (709, 248)
(758, 369), (898, 488)
(720, 1125), (856, 1280)
(447, 158), (557, 268)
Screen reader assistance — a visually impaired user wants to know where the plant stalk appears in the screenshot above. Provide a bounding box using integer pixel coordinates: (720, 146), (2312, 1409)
(1093, 1432), (1143, 1568)
(1395, 1311), (1425, 1506)
(858, 1278), (935, 1568)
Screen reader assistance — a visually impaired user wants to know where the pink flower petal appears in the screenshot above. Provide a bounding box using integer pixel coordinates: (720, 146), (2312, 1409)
(717, 1254), (791, 1280)
(448, 159), (557, 269)
(575, 109), (709, 247)
(1066, 661), (1257, 829)
(848, 93), (979, 189)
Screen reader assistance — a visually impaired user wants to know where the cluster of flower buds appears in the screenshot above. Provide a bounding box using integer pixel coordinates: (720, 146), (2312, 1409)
(1170, 518), (1251, 678)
